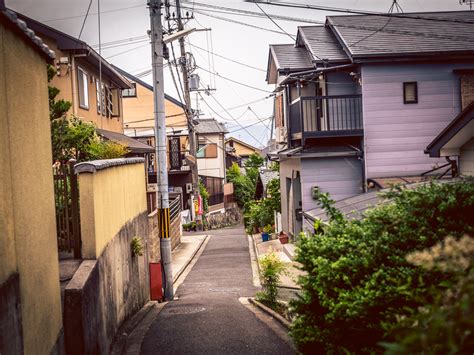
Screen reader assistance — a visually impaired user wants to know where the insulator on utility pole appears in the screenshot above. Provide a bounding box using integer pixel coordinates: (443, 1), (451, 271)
(175, 0), (203, 230)
(148, 0), (174, 301)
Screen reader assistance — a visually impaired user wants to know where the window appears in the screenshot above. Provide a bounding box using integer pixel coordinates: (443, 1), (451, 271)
(96, 81), (120, 118)
(122, 83), (137, 98)
(197, 143), (218, 158)
(403, 82), (418, 104)
(77, 67), (89, 109)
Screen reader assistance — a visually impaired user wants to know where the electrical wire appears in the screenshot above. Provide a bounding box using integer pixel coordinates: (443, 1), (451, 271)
(254, 2), (295, 41)
(105, 42), (150, 59)
(196, 65), (271, 93)
(189, 43), (266, 72)
(77, 0), (93, 40)
(43, 4), (144, 23)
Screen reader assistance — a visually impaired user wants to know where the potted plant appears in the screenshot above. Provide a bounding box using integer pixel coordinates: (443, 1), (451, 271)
(261, 225), (272, 242)
(278, 231), (289, 244)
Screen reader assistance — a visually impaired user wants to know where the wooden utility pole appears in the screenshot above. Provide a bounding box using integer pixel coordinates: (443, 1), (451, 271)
(175, 0), (203, 230)
(149, 0), (173, 300)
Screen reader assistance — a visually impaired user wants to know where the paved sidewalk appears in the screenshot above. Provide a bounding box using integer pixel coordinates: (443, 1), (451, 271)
(140, 226), (294, 354)
(252, 234), (303, 290)
(171, 233), (207, 282)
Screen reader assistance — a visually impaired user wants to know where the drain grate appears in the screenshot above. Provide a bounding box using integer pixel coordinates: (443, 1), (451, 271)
(208, 287), (240, 293)
(164, 305), (206, 315)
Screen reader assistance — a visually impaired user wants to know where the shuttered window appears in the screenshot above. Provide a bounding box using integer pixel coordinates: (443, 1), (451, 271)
(275, 94), (284, 128)
(403, 82), (418, 104)
(197, 143), (218, 158)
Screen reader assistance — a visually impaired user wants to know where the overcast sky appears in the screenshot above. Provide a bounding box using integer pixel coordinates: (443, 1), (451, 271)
(8, 0), (468, 147)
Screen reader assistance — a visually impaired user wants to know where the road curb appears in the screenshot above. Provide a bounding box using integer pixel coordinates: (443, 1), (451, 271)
(173, 235), (209, 284)
(248, 297), (291, 330)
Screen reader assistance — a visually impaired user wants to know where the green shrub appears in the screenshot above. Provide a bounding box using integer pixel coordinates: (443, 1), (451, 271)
(257, 252), (286, 308)
(199, 181), (209, 214)
(290, 180), (474, 354)
(130, 236), (143, 257)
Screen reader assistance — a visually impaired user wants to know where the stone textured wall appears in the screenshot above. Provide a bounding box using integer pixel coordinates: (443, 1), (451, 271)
(63, 212), (150, 355)
(147, 210), (161, 263)
(206, 207), (243, 230)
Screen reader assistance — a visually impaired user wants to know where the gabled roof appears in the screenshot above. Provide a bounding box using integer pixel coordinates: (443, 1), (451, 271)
(296, 26), (349, 64)
(267, 44), (313, 84)
(112, 65), (185, 108)
(96, 128), (154, 154)
(194, 118), (228, 134)
(327, 11), (474, 62)
(225, 137), (260, 153)
(425, 102), (474, 158)
(15, 11), (131, 88)
(0, 7), (54, 61)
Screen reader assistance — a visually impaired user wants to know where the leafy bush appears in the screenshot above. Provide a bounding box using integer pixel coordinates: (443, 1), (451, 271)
(199, 181), (209, 213)
(257, 252), (287, 308)
(226, 163), (255, 207)
(383, 235), (474, 354)
(87, 138), (129, 160)
(290, 181), (474, 354)
(130, 236), (144, 257)
(244, 199), (275, 234)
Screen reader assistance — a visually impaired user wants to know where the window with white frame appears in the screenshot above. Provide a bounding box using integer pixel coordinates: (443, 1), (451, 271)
(77, 67), (89, 109)
(122, 83), (137, 97)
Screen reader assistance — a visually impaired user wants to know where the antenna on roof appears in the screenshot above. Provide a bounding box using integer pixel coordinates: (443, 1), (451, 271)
(459, 0), (473, 10)
(388, 0), (403, 13)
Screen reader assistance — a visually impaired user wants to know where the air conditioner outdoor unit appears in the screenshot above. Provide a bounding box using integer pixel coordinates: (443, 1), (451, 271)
(276, 127), (287, 144)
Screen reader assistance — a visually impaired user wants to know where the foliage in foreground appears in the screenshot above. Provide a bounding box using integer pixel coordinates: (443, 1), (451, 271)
(290, 181), (474, 354)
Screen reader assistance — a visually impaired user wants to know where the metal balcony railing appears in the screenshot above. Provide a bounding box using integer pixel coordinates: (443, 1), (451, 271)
(289, 95), (363, 140)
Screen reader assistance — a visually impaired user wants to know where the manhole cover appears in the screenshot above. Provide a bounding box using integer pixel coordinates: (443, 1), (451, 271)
(208, 287), (240, 293)
(164, 306), (206, 315)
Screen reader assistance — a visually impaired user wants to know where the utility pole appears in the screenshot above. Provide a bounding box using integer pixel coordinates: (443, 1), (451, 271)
(175, 0), (203, 230)
(149, 0), (173, 300)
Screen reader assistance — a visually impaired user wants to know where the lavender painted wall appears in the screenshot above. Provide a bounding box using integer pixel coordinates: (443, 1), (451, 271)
(279, 158), (301, 234)
(300, 156), (363, 211)
(361, 62), (474, 178)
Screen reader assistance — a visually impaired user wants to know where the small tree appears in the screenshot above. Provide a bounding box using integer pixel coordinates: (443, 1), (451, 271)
(257, 252), (286, 308)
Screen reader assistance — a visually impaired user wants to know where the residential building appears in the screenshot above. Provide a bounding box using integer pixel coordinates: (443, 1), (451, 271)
(426, 101), (474, 177)
(225, 136), (261, 168)
(117, 67), (193, 210)
(266, 11), (474, 237)
(195, 118), (228, 209)
(0, 5), (63, 353)
(17, 12), (132, 135)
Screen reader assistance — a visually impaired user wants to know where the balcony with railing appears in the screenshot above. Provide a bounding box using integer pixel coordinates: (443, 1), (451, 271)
(289, 95), (363, 142)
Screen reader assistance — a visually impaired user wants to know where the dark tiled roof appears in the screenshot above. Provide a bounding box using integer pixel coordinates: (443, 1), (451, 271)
(327, 11), (474, 61)
(15, 12), (131, 88)
(0, 8), (55, 61)
(297, 26), (349, 64)
(194, 119), (228, 134)
(112, 65), (185, 108)
(269, 44), (313, 72)
(96, 128), (154, 154)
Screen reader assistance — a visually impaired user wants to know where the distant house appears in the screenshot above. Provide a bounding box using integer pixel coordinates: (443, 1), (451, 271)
(225, 137), (261, 168)
(266, 11), (474, 237)
(195, 118), (228, 210)
(0, 5), (64, 354)
(115, 67), (193, 209)
(426, 101), (474, 177)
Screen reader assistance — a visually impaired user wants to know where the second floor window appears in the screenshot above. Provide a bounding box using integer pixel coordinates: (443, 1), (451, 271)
(197, 143), (218, 158)
(403, 82), (418, 104)
(77, 67), (89, 109)
(122, 83), (137, 98)
(96, 81), (120, 118)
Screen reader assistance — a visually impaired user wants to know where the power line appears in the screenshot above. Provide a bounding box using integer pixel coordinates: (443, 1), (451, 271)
(254, 2), (295, 41)
(105, 42), (150, 59)
(246, 1), (474, 24)
(77, 0), (93, 40)
(196, 65), (272, 93)
(227, 116), (273, 134)
(42, 4), (144, 23)
(189, 43), (266, 72)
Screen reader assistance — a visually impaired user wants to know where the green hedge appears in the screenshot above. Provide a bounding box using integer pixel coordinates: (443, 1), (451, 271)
(290, 180), (474, 354)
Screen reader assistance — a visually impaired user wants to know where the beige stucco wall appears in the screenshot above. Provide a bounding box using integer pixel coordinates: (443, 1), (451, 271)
(122, 81), (186, 129)
(227, 140), (259, 157)
(0, 22), (63, 354)
(197, 133), (226, 178)
(78, 161), (147, 259)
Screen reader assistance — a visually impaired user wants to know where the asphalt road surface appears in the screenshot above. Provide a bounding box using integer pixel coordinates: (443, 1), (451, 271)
(140, 226), (294, 354)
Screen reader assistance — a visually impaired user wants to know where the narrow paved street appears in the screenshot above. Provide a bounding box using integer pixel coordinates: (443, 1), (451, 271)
(140, 226), (294, 354)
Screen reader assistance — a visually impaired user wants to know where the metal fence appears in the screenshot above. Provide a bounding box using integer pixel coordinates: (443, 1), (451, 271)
(53, 161), (81, 259)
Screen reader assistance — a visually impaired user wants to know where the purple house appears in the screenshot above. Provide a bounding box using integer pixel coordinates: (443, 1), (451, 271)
(266, 11), (474, 237)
